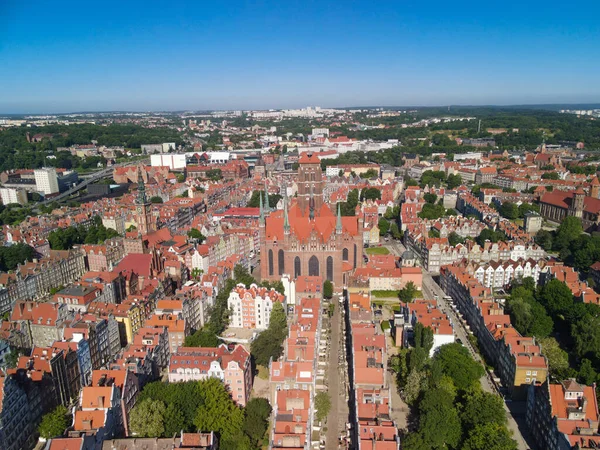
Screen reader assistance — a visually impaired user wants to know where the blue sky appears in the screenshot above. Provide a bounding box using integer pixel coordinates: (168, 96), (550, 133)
(1, 0), (599, 113)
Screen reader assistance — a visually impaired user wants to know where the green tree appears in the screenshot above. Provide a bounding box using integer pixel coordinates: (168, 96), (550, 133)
(460, 390), (506, 429)
(378, 218), (390, 235)
(315, 391), (332, 423)
(539, 337), (570, 376)
(187, 228), (206, 242)
(243, 398), (272, 447)
(476, 228), (506, 246)
(418, 387), (462, 449)
(577, 359), (598, 385)
(398, 281), (419, 303)
(432, 343), (484, 391)
(572, 314), (600, 360)
(538, 279), (574, 317)
(404, 369), (427, 405)
(184, 328), (220, 347)
(194, 378), (244, 440)
(535, 230), (553, 250)
(390, 222), (402, 239)
(446, 173), (462, 189)
(384, 206), (400, 220)
(462, 423), (517, 450)
(164, 403), (186, 437)
(553, 216), (582, 252)
(251, 302), (288, 366)
(423, 193), (438, 204)
(38, 405), (70, 439)
(323, 280), (333, 299)
(150, 196), (163, 203)
(418, 203), (446, 220)
(413, 322), (434, 354)
(500, 202), (519, 220)
(130, 398), (166, 437)
(448, 232), (465, 246)
(360, 187), (382, 201)
(541, 171), (559, 180)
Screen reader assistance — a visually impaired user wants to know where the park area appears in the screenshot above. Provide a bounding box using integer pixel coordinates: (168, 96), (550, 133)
(365, 246), (390, 255)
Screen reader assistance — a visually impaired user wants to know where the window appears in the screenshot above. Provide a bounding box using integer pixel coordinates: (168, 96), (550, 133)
(294, 257), (301, 277)
(309, 255), (319, 277)
(525, 378), (530, 383)
(532, 371), (537, 376)
(278, 249), (285, 275)
(268, 249), (274, 276)
(342, 248), (349, 261)
(326, 256), (333, 282)
(526, 371), (531, 376)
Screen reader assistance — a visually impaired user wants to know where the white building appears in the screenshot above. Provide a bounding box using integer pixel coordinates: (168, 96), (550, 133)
(454, 152), (483, 161)
(150, 153), (187, 170)
(162, 142), (176, 153)
(34, 168), (59, 195)
(0, 188), (28, 205)
(312, 128), (329, 137)
(227, 283), (285, 330)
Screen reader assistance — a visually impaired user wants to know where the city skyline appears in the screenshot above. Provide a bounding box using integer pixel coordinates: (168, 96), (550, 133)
(1, 0), (600, 113)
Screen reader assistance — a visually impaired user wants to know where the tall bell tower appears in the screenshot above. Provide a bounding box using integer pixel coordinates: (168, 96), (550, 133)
(297, 152), (324, 215)
(135, 166), (155, 235)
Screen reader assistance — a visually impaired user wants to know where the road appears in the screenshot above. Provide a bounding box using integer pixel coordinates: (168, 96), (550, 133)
(35, 158), (149, 209)
(325, 297), (349, 450)
(384, 240), (530, 450)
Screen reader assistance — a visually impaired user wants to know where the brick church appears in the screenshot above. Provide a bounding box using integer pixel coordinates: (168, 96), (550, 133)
(260, 152), (363, 287)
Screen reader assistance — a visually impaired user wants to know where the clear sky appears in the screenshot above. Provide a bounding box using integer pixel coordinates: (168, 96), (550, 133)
(1, 0), (599, 113)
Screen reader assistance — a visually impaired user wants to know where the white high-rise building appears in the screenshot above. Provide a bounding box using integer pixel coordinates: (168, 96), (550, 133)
(0, 188), (28, 205)
(34, 168), (59, 195)
(312, 127), (330, 137)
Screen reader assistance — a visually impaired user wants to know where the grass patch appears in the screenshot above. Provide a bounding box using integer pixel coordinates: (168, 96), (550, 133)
(257, 365), (269, 380)
(371, 290), (400, 298)
(365, 247), (391, 255)
(381, 321), (391, 331)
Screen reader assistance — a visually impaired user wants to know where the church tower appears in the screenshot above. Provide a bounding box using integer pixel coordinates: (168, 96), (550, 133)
(297, 152), (324, 215)
(135, 166), (155, 235)
(570, 187), (585, 219)
(590, 176), (600, 199)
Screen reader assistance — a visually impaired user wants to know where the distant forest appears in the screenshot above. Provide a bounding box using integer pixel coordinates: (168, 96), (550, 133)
(0, 124), (184, 171)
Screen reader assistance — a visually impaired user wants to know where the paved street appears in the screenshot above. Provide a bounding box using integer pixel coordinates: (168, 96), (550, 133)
(325, 298), (349, 449)
(384, 240), (530, 450)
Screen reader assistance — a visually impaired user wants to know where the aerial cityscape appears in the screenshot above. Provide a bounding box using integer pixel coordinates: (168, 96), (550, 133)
(1, 2), (600, 450)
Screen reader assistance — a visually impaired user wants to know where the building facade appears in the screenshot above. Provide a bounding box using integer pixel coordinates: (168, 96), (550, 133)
(260, 152), (363, 287)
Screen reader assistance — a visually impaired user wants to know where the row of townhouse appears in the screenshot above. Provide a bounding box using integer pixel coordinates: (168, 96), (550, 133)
(455, 258), (550, 290)
(347, 294), (400, 450)
(413, 234), (545, 275)
(440, 265), (548, 399)
(269, 289), (323, 449)
(0, 249), (86, 314)
(456, 192), (501, 221)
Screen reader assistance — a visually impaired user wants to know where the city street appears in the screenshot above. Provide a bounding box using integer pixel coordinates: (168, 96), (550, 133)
(384, 240), (530, 450)
(325, 298), (349, 449)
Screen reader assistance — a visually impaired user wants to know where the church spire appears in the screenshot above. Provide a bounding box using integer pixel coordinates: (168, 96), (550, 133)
(283, 195), (290, 234)
(259, 193), (265, 226)
(263, 179), (270, 213)
(336, 203), (342, 234)
(136, 166), (147, 205)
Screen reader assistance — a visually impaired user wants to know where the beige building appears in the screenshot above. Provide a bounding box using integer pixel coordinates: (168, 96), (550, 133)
(0, 187), (28, 205)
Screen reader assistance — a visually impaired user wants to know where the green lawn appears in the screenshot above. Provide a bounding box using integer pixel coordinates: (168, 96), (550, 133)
(365, 247), (390, 255)
(371, 290), (401, 299)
